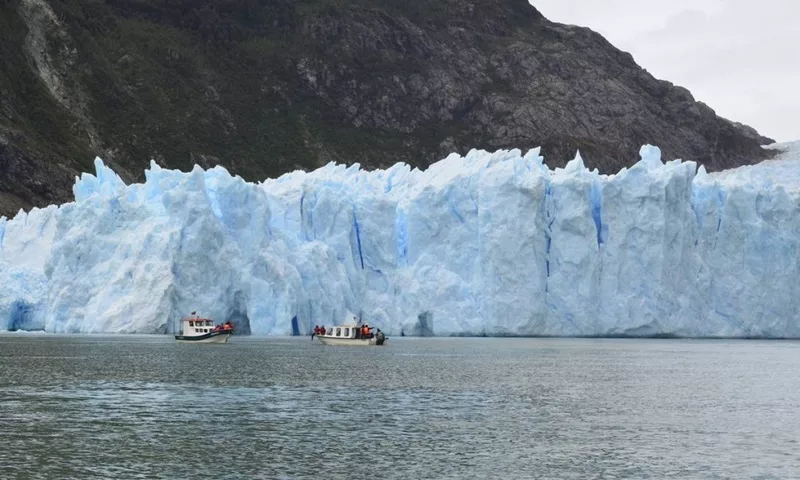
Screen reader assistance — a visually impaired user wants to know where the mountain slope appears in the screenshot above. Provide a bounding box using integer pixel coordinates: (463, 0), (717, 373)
(0, 0), (773, 217)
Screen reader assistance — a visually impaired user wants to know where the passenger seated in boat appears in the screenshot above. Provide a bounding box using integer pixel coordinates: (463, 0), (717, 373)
(319, 326), (326, 335)
(222, 322), (233, 331)
(214, 324), (223, 332)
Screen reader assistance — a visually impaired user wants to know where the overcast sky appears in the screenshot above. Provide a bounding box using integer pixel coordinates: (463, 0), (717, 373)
(532, 0), (799, 143)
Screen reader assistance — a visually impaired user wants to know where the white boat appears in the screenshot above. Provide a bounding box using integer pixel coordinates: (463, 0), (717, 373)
(174, 314), (234, 343)
(315, 322), (387, 346)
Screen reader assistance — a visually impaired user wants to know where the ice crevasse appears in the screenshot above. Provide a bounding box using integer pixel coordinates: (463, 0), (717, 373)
(1, 142), (799, 337)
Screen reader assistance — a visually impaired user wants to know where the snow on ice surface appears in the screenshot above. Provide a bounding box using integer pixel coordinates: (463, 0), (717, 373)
(1, 142), (800, 337)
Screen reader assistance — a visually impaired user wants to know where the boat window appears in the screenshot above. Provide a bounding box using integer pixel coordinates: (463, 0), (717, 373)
(206, 320), (213, 326)
(189, 321), (194, 327)
(336, 328), (341, 336)
(344, 328), (349, 337)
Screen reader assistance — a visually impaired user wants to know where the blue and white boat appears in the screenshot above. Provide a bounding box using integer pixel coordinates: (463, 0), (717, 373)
(316, 319), (387, 346)
(174, 314), (233, 343)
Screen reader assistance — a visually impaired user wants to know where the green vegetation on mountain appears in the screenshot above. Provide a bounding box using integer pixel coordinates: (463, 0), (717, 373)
(0, 0), (773, 217)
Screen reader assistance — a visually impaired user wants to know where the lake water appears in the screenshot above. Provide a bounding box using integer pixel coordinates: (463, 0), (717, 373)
(1, 335), (798, 479)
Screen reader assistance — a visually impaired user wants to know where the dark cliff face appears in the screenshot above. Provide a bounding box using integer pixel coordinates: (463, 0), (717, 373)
(0, 0), (774, 217)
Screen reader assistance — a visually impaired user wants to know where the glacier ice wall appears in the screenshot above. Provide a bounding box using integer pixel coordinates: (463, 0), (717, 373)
(1, 142), (799, 337)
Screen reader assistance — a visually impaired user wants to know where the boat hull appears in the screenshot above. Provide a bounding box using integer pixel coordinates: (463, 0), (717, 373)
(316, 335), (386, 346)
(175, 331), (232, 343)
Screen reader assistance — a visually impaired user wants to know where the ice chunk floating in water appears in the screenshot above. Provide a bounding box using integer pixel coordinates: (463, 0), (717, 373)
(2, 142), (800, 337)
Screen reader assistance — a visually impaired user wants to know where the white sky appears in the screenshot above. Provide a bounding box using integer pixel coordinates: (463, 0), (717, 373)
(531, 0), (799, 142)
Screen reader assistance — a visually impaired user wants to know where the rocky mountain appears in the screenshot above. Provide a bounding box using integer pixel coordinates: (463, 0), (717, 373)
(0, 0), (774, 218)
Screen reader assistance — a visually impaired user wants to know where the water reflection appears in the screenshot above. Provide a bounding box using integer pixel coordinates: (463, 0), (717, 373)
(0, 335), (798, 478)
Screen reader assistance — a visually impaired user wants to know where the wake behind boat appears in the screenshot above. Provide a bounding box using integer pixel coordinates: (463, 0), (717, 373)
(314, 320), (387, 346)
(174, 313), (234, 343)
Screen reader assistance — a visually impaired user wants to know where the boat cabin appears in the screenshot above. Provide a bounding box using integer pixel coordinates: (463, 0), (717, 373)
(181, 317), (215, 335)
(322, 325), (359, 339)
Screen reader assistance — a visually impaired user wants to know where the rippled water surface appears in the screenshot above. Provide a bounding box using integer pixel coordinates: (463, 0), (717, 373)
(1, 335), (799, 479)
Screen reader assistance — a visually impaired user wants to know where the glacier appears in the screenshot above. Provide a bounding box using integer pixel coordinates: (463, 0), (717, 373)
(1, 141), (799, 337)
